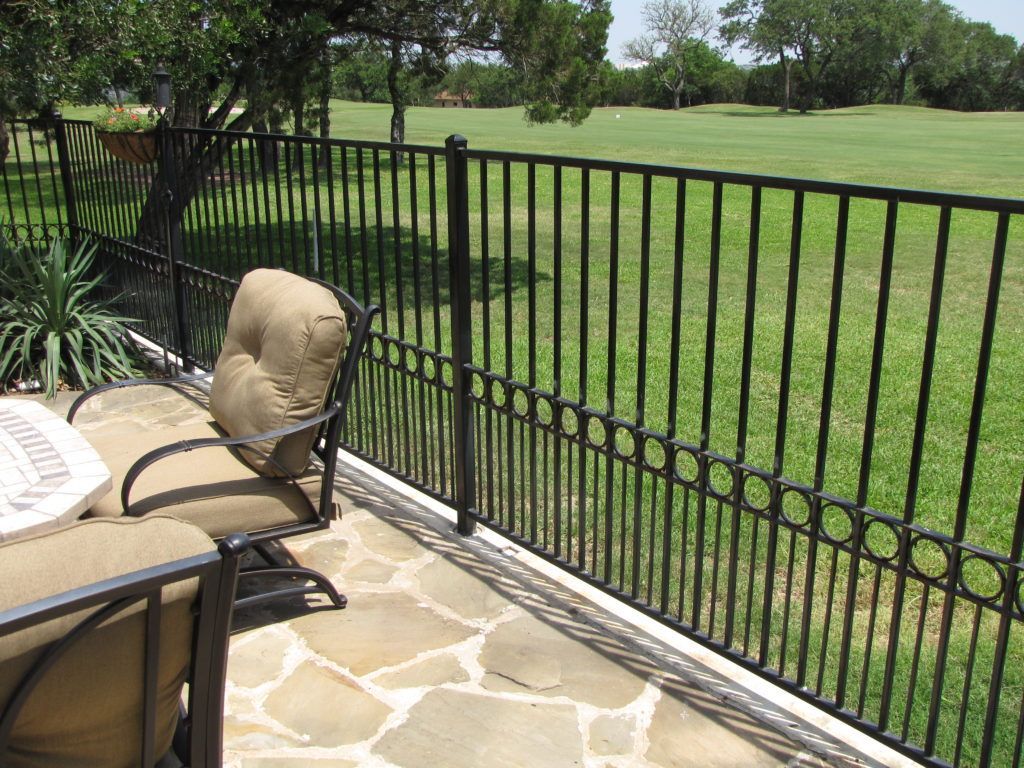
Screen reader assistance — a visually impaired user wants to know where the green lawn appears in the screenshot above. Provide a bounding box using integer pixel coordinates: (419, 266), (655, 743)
(60, 100), (1024, 194)
(319, 100), (1024, 196)
(11, 101), (1024, 765)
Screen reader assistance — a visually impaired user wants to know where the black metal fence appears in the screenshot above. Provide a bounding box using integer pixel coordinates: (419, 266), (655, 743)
(3, 115), (1023, 767)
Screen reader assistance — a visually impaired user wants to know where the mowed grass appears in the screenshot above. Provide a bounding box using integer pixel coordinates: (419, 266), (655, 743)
(280, 101), (1024, 553)
(9, 102), (1024, 763)
(319, 100), (1024, 196)
(34, 101), (1024, 557)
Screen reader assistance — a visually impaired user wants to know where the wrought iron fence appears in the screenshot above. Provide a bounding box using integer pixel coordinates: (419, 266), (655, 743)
(3, 115), (1023, 767)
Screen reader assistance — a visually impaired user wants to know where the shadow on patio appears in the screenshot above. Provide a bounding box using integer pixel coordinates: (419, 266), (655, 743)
(222, 461), (887, 768)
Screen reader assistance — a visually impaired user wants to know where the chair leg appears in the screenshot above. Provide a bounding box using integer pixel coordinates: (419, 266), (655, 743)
(235, 562), (347, 611)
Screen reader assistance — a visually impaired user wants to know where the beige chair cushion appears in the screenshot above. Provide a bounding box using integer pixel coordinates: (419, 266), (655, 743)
(0, 516), (213, 768)
(86, 420), (322, 539)
(209, 269), (348, 477)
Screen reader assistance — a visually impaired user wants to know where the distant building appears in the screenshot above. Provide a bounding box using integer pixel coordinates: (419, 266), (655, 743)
(433, 90), (474, 108)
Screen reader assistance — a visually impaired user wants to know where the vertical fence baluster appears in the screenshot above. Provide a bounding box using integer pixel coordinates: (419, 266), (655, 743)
(12, 125), (1024, 768)
(445, 135), (476, 535)
(604, 171), (621, 585)
(53, 113), (77, 238)
(663, 178), (686, 616)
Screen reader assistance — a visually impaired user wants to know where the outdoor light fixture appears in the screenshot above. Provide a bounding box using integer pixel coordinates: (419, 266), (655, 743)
(153, 64), (171, 116)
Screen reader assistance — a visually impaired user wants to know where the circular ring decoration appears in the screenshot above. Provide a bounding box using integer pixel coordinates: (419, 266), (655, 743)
(642, 437), (666, 471)
(371, 335), (385, 360)
(439, 360), (453, 388)
(674, 447), (699, 484)
(586, 415), (607, 449)
(534, 396), (554, 427)
(559, 405), (579, 438)
(819, 503), (854, 544)
(706, 460), (735, 499)
(403, 346), (419, 374)
(957, 554), (1005, 603)
(779, 487), (812, 529)
(420, 354), (436, 382)
(489, 379), (507, 410)
(742, 473), (772, 512)
(512, 387), (530, 418)
(908, 534), (951, 582)
(1013, 577), (1024, 618)
(861, 518), (900, 563)
(469, 371), (486, 400)
(613, 426), (636, 459)
(386, 340), (401, 367)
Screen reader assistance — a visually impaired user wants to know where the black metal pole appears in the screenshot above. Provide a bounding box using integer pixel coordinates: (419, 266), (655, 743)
(155, 70), (193, 373)
(51, 111), (78, 240)
(445, 134), (476, 536)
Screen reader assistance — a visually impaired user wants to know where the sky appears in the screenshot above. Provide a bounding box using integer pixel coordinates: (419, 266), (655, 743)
(605, 0), (1024, 65)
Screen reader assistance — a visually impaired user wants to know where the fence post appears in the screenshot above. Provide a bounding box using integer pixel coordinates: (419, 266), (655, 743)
(51, 111), (78, 239)
(158, 119), (193, 372)
(445, 134), (477, 536)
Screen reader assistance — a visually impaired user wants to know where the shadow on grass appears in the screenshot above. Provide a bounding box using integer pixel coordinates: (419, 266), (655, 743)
(176, 220), (550, 317)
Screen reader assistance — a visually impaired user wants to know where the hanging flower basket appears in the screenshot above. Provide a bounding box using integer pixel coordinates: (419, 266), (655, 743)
(95, 129), (159, 165)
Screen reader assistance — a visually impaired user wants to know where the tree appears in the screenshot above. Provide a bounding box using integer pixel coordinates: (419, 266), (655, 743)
(719, 0), (851, 113)
(1003, 45), (1024, 110)
(720, 0), (801, 111)
(20, 0), (610, 237)
(382, 38), (444, 146)
(624, 0), (717, 109)
(334, 46), (391, 102)
(848, 0), (960, 106)
(915, 19), (1018, 110)
(0, 0), (135, 161)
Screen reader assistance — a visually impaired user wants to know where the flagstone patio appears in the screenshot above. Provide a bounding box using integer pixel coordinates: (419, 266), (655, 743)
(34, 390), (909, 767)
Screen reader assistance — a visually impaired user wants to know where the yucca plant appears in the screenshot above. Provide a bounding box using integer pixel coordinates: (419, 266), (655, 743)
(0, 235), (140, 398)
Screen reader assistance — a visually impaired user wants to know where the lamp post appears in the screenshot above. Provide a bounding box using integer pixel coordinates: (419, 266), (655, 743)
(152, 64), (191, 371)
(153, 64), (172, 121)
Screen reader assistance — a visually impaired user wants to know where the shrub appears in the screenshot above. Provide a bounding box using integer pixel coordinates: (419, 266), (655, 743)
(0, 234), (140, 398)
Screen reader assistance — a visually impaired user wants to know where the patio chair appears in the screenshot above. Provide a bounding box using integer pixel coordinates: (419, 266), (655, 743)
(0, 515), (248, 768)
(68, 268), (379, 610)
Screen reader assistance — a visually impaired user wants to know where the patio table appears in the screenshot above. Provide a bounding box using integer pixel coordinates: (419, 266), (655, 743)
(0, 398), (112, 542)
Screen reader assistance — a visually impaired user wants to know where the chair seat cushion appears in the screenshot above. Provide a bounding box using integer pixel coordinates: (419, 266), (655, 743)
(209, 269), (348, 477)
(0, 516), (213, 768)
(86, 420), (322, 539)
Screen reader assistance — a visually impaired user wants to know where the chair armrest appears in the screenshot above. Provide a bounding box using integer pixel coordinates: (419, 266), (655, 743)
(67, 371), (215, 424)
(120, 403), (340, 517)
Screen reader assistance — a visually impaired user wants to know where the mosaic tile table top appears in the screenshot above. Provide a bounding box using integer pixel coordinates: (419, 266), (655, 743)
(0, 398), (112, 541)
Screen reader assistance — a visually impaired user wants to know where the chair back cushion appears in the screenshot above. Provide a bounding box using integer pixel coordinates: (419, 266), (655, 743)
(0, 516), (214, 768)
(210, 269), (348, 477)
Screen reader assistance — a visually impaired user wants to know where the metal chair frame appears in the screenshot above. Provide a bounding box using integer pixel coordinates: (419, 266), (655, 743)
(0, 533), (249, 768)
(69, 274), (380, 610)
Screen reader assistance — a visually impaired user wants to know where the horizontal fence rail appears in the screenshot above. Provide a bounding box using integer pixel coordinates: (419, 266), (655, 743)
(3, 115), (1023, 767)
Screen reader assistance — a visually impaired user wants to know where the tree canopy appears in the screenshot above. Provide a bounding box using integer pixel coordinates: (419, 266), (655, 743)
(0, 1), (610, 130)
(720, 0), (1021, 112)
(624, 0), (718, 109)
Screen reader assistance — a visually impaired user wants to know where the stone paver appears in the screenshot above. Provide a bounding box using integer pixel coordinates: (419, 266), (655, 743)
(222, 475), (879, 767)
(375, 688), (584, 768)
(24, 390), (887, 767)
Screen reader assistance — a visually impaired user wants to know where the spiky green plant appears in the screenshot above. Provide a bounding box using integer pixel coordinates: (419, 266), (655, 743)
(0, 235), (140, 398)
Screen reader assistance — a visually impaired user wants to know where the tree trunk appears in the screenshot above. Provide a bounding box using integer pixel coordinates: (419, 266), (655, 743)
(290, 97), (307, 173)
(895, 64), (910, 105)
(390, 106), (406, 144)
(135, 109), (256, 246)
(780, 55), (792, 112)
(317, 52), (332, 169)
(671, 88), (681, 110)
(0, 117), (8, 165)
(386, 38), (406, 162)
